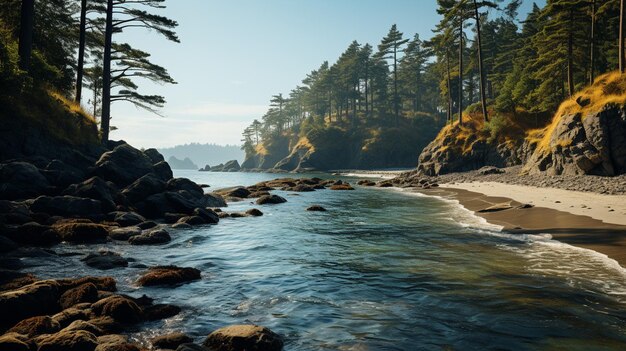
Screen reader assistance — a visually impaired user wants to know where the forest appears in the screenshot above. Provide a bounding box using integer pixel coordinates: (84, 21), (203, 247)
(241, 0), (626, 171)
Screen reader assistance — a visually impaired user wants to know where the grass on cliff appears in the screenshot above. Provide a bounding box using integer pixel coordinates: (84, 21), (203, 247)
(529, 71), (626, 154)
(0, 86), (100, 147)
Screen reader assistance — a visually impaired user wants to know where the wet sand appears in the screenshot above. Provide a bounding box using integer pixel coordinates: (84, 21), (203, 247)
(420, 186), (626, 267)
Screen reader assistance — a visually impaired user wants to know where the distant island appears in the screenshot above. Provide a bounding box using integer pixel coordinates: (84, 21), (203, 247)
(158, 143), (244, 170)
(167, 156), (198, 170)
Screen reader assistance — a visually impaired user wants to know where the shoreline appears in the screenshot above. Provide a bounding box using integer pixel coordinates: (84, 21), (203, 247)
(415, 185), (626, 267)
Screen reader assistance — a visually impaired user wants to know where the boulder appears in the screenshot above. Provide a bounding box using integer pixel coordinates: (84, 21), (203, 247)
(62, 320), (104, 336)
(143, 304), (181, 321)
(245, 209), (263, 217)
(152, 333), (194, 349)
(210, 164), (224, 172)
(128, 228), (171, 245)
(167, 178), (204, 197)
(153, 161), (174, 181)
(143, 148), (165, 164)
(306, 205), (327, 212)
(109, 211), (146, 227)
(9, 222), (60, 246)
(91, 296), (142, 324)
(94, 143), (155, 187)
(177, 216), (206, 226)
(203, 325), (283, 351)
(81, 252), (128, 270)
(137, 221), (157, 230)
(205, 193), (227, 208)
(137, 266), (201, 287)
(52, 308), (90, 329)
(36, 330), (98, 351)
(0, 280), (61, 329)
(0, 162), (50, 200)
(216, 187), (251, 199)
(8, 315), (61, 337)
(52, 222), (109, 244)
(477, 166), (505, 175)
(94, 335), (141, 351)
(330, 184), (354, 191)
(108, 226), (141, 241)
(59, 283), (99, 309)
(56, 277), (116, 293)
(44, 160), (86, 188)
(64, 177), (121, 212)
(177, 344), (210, 351)
(194, 207), (219, 224)
(30, 196), (104, 218)
(172, 222), (193, 230)
(256, 195), (287, 205)
(0, 333), (30, 351)
(222, 160), (241, 172)
(122, 174), (166, 204)
(0, 236), (18, 253)
(199, 164), (211, 172)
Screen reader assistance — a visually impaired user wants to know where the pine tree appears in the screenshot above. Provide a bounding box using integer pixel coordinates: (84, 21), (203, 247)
(378, 24), (409, 126)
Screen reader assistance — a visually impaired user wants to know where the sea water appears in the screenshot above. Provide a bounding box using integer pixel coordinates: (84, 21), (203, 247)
(23, 171), (626, 350)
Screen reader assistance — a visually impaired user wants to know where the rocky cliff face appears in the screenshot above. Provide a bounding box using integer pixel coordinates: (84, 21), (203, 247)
(523, 105), (626, 176)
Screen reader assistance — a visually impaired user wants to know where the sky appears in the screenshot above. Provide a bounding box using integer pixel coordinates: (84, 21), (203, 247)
(108, 0), (545, 148)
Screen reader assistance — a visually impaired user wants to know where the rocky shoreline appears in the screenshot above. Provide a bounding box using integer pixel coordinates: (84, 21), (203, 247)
(0, 142), (360, 350)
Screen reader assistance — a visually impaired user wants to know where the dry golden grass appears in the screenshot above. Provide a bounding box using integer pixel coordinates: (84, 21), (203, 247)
(531, 71), (626, 154)
(293, 136), (315, 152)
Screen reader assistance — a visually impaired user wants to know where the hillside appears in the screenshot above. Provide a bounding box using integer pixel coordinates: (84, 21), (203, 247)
(417, 72), (626, 177)
(158, 143), (244, 170)
(242, 113), (443, 172)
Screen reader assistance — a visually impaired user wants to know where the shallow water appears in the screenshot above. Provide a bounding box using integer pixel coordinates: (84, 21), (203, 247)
(24, 171), (626, 350)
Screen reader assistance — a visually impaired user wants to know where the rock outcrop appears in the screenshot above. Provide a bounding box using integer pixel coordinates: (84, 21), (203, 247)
(524, 105), (626, 176)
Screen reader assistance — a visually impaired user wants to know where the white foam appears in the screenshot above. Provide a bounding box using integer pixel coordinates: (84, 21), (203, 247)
(387, 186), (626, 302)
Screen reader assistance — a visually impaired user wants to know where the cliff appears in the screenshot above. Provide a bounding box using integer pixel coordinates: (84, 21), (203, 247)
(417, 72), (626, 177)
(242, 117), (442, 172)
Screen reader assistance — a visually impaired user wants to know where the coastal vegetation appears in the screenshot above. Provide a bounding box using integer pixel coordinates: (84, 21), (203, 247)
(243, 0), (626, 175)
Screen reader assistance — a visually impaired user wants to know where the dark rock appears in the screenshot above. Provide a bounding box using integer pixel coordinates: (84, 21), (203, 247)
(44, 160), (86, 188)
(9, 222), (60, 246)
(56, 277), (116, 293)
(137, 221), (157, 230)
(153, 161), (174, 181)
(94, 143), (155, 187)
(52, 222), (109, 244)
(122, 174), (166, 204)
(31, 196), (104, 218)
(59, 283), (99, 309)
(52, 308), (90, 329)
(172, 223), (193, 230)
(0, 162), (50, 200)
(168, 156), (198, 170)
(177, 216), (206, 226)
(177, 344), (210, 351)
(36, 330), (99, 351)
(478, 166), (505, 175)
(62, 320), (104, 336)
(128, 229), (171, 245)
(204, 193), (227, 208)
(168, 178), (204, 197)
(199, 164), (211, 172)
(143, 304), (181, 321)
(81, 252), (128, 270)
(152, 333), (193, 350)
(143, 148), (165, 164)
(9, 315), (61, 337)
(0, 236), (18, 253)
(245, 209), (263, 217)
(306, 205), (327, 212)
(91, 296), (142, 324)
(222, 160), (241, 172)
(164, 213), (187, 224)
(248, 191), (270, 198)
(256, 195), (287, 205)
(110, 211), (146, 227)
(357, 180), (376, 186)
(477, 203), (514, 213)
(203, 325), (283, 351)
(210, 163), (224, 172)
(194, 207), (219, 224)
(137, 266), (201, 287)
(64, 177), (121, 212)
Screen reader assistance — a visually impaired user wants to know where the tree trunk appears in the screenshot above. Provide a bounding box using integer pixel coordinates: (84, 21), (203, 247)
(393, 42), (399, 127)
(100, 0), (114, 144)
(619, 0), (626, 73)
(75, 0), (87, 103)
(473, 0), (489, 122)
(590, 0), (596, 84)
(567, 9), (575, 97)
(458, 18), (464, 126)
(446, 51), (452, 124)
(18, 0), (35, 72)
(364, 60), (369, 117)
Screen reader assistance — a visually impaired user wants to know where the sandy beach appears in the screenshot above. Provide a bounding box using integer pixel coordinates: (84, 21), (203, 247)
(420, 184), (626, 266)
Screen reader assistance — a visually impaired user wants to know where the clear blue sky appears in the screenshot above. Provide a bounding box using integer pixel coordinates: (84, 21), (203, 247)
(109, 0), (545, 148)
